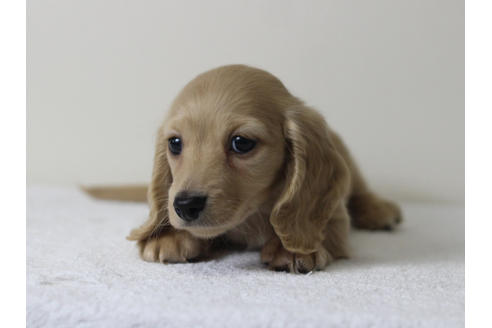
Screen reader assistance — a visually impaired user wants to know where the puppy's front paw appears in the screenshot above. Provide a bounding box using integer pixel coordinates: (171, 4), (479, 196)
(260, 236), (332, 274)
(139, 230), (206, 263)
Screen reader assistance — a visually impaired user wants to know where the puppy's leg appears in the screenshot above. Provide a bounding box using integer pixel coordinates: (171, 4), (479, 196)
(348, 193), (402, 230)
(261, 205), (350, 273)
(261, 236), (332, 274)
(322, 205), (350, 259)
(138, 229), (208, 263)
(328, 131), (402, 231)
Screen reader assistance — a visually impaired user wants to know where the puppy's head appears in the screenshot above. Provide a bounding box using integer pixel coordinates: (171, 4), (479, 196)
(129, 65), (349, 254)
(161, 66), (290, 237)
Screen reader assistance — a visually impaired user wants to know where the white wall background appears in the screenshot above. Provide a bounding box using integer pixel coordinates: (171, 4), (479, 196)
(27, 0), (463, 203)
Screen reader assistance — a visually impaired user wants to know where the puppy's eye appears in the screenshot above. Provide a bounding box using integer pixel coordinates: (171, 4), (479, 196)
(168, 137), (182, 155)
(231, 136), (256, 154)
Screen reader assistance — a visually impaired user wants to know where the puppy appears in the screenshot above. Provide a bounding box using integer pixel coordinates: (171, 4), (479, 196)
(126, 65), (401, 273)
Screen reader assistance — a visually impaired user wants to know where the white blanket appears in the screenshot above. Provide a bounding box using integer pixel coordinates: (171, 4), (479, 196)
(27, 186), (464, 327)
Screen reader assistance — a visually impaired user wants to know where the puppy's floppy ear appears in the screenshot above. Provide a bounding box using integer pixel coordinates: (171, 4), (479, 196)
(270, 106), (351, 254)
(127, 129), (172, 242)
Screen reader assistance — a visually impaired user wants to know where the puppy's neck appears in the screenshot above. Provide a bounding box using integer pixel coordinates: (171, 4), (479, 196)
(224, 209), (275, 250)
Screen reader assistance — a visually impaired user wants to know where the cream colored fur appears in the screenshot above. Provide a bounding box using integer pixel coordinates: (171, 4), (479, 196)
(89, 65), (402, 273)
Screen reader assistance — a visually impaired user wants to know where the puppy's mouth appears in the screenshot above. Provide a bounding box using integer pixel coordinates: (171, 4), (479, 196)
(184, 225), (231, 238)
(169, 195), (255, 238)
(169, 208), (249, 238)
(171, 217), (240, 238)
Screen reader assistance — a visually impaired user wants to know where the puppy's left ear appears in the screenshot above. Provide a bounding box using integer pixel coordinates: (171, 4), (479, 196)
(270, 106), (351, 254)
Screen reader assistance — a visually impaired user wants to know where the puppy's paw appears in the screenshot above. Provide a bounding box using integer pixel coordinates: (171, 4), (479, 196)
(139, 230), (206, 263)
(349, 194), (402, 231)
(260, 236), (332, 274)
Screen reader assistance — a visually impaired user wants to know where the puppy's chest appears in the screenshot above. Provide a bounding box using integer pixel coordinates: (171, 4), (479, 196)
(224, 213), (274, 250)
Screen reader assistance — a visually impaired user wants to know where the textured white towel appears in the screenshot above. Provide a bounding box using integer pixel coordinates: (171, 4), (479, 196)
(27, 186), (464, 327)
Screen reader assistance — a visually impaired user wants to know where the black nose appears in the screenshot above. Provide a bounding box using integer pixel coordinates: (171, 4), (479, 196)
(173, 193), (207, 222)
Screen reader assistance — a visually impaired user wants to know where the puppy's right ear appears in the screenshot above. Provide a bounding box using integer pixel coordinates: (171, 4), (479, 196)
(127, 129), (172, 242)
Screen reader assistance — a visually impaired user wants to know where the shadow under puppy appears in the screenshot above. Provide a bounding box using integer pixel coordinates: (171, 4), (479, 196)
(104, 65), (402, 273)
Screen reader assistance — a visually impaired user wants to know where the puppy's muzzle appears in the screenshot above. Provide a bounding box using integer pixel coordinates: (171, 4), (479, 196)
(173, 192), (207, 222)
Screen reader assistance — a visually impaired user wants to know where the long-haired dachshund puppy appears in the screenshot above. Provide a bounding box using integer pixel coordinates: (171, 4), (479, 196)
(108, 65), (401, 273)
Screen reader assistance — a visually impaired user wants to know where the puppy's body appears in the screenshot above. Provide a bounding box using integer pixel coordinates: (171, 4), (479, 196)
(98, 65), (401, 273)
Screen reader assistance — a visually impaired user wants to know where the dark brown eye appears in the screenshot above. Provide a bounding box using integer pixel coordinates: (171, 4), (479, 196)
(231, 136), (256, 154)
(168, 137), (182, 155)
